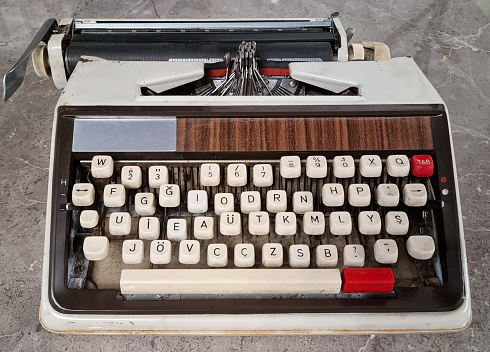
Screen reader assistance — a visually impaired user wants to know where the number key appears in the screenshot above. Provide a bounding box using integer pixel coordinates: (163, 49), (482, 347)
(253, 164), (273, 187)
(121, 166), (142, 189)
(306, 156), (327, 178)
(227, 164), (247, 186)
(148, 166), (168, 188)
(200, 163), (220, 186)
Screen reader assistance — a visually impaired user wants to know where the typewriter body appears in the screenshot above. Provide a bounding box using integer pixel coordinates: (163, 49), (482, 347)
(3, 15), (471, 334)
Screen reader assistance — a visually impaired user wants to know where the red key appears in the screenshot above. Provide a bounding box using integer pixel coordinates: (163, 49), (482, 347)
(342, 268), (395, 293)
(411, 155), (434, 177)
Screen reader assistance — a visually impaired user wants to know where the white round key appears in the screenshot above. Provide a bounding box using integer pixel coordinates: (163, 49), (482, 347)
(306, 156), (327, 178)
(227, 164), (247, 186)
(148, 166), (168, 189)
(150, 240), (171, 264)
(234, 244), (255, 267)
(387, 155), (410, 177)
(103, 184), (125, 207)
(193, 216), (214, 239)
(80, 210), (99, 228)
(385, 211), (409, 235)
(135, 193), (156, 216)
(72, 183), (95, 206)
(402, 184), (427, 207)
(214, 193), (234, 215)
(329, 211), (352, 236)
(333, 155), (355, 178)
(91, 155), (113, 178)
(358, 211), (381, 235)
(374, 239), (398, 264)
(262, 243), (283, 267)
(220, 212), (241, 236)
(122, 239), (144, 264)
(275, 212), (296, 236)
(343, 244), (365, 267)
(303, 212), (325, 235)
(159, 184), (180, 207)
(280, 156), (301, 178)
(315, 245), (338, 267)
(83, 236), (109, 261)
(240, 191), (261, 214)
(200, 163), (220, 187)
(109, 212), (131, 236)
(253, 164), (273, 187)
(406, 236), (435, 260)
(289, 244), (310, 268)
(167, 218), (187, 241)
(121, 166), (142, 189)
(207, 244), (228, 267)
(266, 190), (287, 213)
(293, 191), (313, 214)
(359, 155), (382, 177)
(322, 183), (344, 207)
(187, 190), (208, 213)
(248, 211), (270, 235)
(375, 184), (399, 207)
(348, 184), (371, 207)
(138, 217), (160, 240)
(179, 240), (200, 264)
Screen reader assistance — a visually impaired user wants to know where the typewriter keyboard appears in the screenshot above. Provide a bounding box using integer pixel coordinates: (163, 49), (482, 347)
(68, 153), (442, 297)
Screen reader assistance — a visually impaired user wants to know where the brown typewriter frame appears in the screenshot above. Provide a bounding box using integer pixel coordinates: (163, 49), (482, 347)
(47, 104), (464, 315)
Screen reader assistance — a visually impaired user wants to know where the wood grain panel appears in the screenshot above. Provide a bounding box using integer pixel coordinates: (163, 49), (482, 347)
(177, 116), (433, 152)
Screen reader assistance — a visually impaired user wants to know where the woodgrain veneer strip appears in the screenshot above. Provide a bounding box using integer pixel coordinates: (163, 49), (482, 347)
(176, 116), (433, 152)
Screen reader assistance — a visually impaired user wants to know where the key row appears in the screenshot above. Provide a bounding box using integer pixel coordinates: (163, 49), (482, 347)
(89, 154), (435, 185)
(72, 182), (428, 210)
(84, 235), (435, 266)
(85, 210), (411, 237)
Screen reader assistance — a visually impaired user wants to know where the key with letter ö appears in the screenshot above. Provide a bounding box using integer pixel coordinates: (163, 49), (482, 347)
(150, 240), (171, 264)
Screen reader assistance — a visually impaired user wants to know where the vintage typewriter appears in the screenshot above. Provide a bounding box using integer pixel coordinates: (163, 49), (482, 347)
(3, 14), (471, 334)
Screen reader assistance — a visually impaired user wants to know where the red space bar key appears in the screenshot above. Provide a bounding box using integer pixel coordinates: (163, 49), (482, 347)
(342, 268), (395, 293)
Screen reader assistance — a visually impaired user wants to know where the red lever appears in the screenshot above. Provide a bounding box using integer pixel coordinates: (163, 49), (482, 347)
(411, 155), (434, 177)
(342, 268), (395, 293)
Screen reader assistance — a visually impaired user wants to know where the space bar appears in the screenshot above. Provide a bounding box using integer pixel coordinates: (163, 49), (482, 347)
(120, 269), (342, 294)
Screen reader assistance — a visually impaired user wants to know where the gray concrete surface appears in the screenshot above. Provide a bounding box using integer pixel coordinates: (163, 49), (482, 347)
(0, 0), (488, 351)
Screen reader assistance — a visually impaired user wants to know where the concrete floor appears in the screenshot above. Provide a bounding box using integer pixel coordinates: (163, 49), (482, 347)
(0, 0), (489, 350)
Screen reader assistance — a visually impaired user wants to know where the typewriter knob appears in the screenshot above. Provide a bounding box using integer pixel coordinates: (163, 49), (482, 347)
(348, 43), (365, 61)
(361, 41), (391, 61)
(32, 44), (51, 78)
